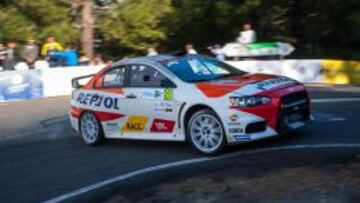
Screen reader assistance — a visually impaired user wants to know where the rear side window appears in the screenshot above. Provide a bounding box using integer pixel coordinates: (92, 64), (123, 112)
(103, 66), (126, 87)
(129, 64), (169, 87)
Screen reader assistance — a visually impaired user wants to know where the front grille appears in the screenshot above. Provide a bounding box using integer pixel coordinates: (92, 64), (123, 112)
(245, 121), (267, 134)
(282, 91), (308, 106)
(278, 91), (310, 131)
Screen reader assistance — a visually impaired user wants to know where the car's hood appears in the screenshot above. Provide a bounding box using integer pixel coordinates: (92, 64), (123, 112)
(196, 73), (300, 97)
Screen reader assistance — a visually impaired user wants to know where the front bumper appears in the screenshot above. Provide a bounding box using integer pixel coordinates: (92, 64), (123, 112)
(225, 86), (311, 144)
(227, 116), (312, 144)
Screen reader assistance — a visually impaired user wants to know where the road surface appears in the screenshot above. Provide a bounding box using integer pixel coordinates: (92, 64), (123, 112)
(0, 86), (359, 202)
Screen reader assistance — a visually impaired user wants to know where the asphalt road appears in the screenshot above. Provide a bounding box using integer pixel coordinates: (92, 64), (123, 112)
(0, 86), (360, 203)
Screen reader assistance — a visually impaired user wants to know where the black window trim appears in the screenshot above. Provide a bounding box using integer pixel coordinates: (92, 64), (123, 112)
(127, 63), (177, 88)
(96, 64), (129, 89)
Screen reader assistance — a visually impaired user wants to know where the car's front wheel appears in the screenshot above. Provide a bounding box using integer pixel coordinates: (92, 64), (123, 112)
(79, 111), (104, 146)
(187, 109), (227, 155)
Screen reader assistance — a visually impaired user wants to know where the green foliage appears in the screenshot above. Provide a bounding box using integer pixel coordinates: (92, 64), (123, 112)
(97, 0), (173, 56)
(0, 0), (358, 59)
(0, 0), (79, 44)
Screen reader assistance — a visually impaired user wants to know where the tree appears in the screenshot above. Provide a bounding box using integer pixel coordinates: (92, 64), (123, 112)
(0, 0), (358, 59)
(97, 0), (173, 56)
(0, 0), (79, 44)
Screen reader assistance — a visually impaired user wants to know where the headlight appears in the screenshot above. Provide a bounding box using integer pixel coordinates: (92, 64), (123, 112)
(229, 96), (271, 108)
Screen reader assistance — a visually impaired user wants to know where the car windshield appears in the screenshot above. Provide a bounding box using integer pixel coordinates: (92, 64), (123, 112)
(160, 56), (247, 83)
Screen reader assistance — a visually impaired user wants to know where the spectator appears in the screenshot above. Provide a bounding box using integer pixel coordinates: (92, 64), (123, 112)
(92, 54), (104, 66)
(49, 44), (78, 67)
(41, 36), (63, 57)
(21, 37), (39, 69)
(3, 42), (17, 71)
(147, 47), (158, 56)
(207, 44), (225, 60)
(41, 36), (64, 67)
(0, 43), (6, 70)
(78, 53), (90, 66)
(237, 23), (256, 44)
(185, 43), (197, 54)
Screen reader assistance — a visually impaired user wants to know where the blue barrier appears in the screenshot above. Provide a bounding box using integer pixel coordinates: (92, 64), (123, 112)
(0, 69), (43, 101)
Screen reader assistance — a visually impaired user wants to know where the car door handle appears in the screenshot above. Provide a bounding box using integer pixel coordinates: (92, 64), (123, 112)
(126, 94), (137, 99)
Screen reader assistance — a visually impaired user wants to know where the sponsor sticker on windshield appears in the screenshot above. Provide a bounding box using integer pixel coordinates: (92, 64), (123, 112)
(188, 59), (211, 75)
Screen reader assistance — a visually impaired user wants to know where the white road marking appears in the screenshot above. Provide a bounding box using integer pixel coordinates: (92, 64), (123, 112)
(311, 112), (347, 122)
(312, 98), (360, 103)
(44, 143), (360, 203)
(42, 116), (68, 126)
(328, 117), (347, 122)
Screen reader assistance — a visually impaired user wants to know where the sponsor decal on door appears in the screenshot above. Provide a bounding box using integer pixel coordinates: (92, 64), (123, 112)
(122, 116), (148, 132)
(150, 119), (175, 133)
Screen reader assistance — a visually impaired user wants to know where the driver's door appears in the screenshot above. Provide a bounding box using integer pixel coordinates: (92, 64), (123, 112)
(120, 63), (182, 141)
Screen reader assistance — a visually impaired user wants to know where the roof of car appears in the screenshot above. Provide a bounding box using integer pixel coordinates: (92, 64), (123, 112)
(112, 54), (204, 67)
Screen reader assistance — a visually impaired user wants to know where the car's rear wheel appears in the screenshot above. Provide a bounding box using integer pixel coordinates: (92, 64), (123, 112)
(187, 109), (227, 155)
(79, 111), (104, 146)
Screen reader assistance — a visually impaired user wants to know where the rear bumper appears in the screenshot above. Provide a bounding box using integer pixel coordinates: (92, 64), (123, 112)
(69, 113), (80, 132)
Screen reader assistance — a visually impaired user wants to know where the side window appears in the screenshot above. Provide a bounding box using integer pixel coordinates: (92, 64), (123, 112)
(129, 64), (173, 88)
(103, 66), (126, 87)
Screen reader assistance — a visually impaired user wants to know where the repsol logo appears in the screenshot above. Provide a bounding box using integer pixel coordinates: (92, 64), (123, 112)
(76, 93), (120, 110)
(256, 77), (294, 91)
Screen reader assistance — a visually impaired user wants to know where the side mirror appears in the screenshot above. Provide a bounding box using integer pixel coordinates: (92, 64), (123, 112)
(71, 74), (94, 89)
(71, 79), (82, 89)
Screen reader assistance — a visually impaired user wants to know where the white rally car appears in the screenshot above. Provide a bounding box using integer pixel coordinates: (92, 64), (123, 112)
(70, 54), (311, 155)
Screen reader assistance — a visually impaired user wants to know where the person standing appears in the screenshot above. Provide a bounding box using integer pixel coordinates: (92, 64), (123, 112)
(207, 44), (225, 60)
(185, 43), (197, 54)
(147, 47), (158, 56)
(41, 36), (64, 57)
(78, 53), (90, 66)
(21, 37), (39, 69)
(0, 43), (6, 71)
(92, 54), (104, 66)
(49, 44), (78, 67)
(3, 42), (17, 71)
(237, 23), (257, 44)
(41, 36), (63, 67)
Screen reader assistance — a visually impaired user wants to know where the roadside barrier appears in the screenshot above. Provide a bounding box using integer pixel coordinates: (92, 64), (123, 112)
(0, 66), (102, 102)
(0, 59), (359, 102)
(228, 59), (360, 85)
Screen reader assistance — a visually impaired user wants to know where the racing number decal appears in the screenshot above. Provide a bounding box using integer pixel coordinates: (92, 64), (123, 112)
(122, 116), (148, 132)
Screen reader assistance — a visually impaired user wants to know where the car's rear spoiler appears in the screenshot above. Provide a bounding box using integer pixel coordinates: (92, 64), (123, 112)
(71, 74), (95, 89)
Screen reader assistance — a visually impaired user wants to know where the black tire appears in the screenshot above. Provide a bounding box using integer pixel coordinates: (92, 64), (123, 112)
(79, 111), (104, 146)
(186, 109), (227, 155)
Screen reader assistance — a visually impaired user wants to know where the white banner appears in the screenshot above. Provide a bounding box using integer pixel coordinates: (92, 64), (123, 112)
(42, 66), (103, 97)
(227, 59), (323, 83)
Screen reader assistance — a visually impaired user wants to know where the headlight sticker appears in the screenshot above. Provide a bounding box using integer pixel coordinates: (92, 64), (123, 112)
(229, 96), (271, 108)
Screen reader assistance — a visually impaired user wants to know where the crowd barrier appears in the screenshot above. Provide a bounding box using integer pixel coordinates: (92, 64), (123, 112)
(227, 59), (360, 85)
(0, 66), (102, 102)
(0, 59), (359, 102)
